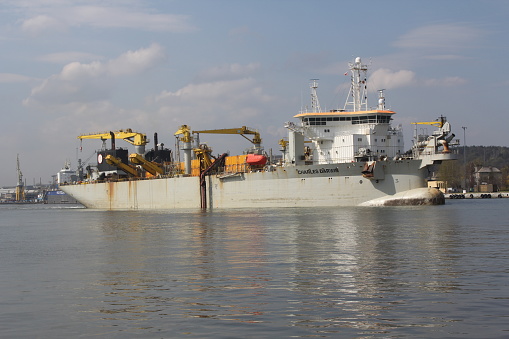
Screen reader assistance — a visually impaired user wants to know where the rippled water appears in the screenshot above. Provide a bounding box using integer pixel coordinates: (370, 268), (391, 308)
(1, 200), (508, 338)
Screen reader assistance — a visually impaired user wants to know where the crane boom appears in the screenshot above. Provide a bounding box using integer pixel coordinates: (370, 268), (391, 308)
(78, 129), (148, 145)
(129, 153), (164, 176)
(105, 154), (139, 177)
(411, 116), (446, 128)
(192, 126), (262, 146)
(78, 129), (148, 154)
(411, 121), (443, 128)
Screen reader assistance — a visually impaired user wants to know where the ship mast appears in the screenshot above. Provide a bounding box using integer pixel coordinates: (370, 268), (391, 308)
(310, 79), (322, 112)
(343, 57), (369, 112)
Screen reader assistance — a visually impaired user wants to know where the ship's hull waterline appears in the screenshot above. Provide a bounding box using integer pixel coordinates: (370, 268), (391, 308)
(60, 159), (444, 210)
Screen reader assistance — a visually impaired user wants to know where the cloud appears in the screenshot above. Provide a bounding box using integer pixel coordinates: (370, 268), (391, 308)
(394, 23), (484, 51)
(0, 73), (34, 83)
(106, 44), (167, 76)
(37, 51), (104, 64)
(422, 54), (468, 61)
(21, 14), (67, 35)
(24, 43), (166, 106)
(368, 68), (416, 91)
(17, 2), (197, 35)
(152, 77), (275, 126)
(368, 68), (466, 91)
(423, 76), (467, 87)
(195, 62), (261, 82)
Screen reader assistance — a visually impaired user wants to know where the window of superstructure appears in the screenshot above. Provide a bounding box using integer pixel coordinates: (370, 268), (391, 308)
(351, 115), (374, 125)
(309, 117), (328, 125)
(376, 115), (392, 124)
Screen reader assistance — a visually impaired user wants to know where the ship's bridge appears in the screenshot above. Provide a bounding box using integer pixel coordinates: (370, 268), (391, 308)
(288, 109), (402, 164)
(294, 110), (395, 126)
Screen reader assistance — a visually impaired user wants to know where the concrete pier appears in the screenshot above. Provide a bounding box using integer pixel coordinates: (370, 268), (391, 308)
(445, 192), (509, 199)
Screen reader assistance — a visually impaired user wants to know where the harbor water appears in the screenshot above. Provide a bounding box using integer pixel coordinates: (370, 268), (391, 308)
(1, 200), (508, 338)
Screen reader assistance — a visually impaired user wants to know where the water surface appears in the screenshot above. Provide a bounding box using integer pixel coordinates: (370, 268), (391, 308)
(1, 200), (508, 338)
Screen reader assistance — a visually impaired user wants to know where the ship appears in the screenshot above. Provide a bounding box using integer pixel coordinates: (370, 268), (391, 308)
(60, 57), (457, 209)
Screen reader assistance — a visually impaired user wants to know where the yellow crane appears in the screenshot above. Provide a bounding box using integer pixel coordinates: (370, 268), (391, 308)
(411, 116), (446, 129)
(174, 125), (214, 171)
(193, 144), (214, 171)
(105, 154), (139, 177)
(16, 154), (25, 202)
(78, 129), (148, 154)
(192, 126), (262, 148)
(174, 125), (192, 143)
(129, 153), (164, 176)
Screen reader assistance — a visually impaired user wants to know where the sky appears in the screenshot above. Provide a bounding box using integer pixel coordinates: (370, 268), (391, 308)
(1, 0), (508, 187)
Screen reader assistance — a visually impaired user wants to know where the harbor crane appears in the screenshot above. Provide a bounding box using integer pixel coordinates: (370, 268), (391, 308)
(16, 154), (25, 202)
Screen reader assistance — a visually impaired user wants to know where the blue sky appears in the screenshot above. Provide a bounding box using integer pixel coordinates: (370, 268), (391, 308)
(1, 0), (508, 187)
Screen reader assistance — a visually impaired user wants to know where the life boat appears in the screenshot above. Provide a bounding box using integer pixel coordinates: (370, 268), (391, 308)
(246, 154), (267, 166)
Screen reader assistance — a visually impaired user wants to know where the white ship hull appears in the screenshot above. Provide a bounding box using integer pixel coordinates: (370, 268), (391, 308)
(60, 159), (444, 209)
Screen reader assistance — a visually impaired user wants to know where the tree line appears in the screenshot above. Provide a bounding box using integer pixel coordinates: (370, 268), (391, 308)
(437, 146), (509, 191)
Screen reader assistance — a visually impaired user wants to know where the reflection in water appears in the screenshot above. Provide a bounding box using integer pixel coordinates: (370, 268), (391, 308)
(82, 205), (491, 337)
(3, 202), (507, 338)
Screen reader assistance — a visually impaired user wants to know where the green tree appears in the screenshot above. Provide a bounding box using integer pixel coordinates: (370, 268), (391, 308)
(437, 160), (462, 190)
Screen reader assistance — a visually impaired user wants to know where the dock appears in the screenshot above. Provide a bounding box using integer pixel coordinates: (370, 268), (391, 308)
(445, 192), (509, 199)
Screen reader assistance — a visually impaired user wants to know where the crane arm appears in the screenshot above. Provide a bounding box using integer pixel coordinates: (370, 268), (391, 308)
(411, 121), (443, 128)
(411, 116), (447, 129)
(105, 154), (139, 177)
(129, 153), (164, 176)
(192, 126), (262, 145)
(78, 129), (148, 146)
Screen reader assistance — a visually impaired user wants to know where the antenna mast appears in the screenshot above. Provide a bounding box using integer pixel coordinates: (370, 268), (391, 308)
(310, 79), (322, 112)
(344, 57), (369, 112)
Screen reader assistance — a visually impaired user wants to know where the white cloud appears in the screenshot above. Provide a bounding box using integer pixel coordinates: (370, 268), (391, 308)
(394, 23), (484, 51)
(106, 44), (166, 76)
(70, 6), (195, 32)
(0, 73), (34, 83)
(21, 14), (66, 35)
(17, 2), (196, 34)
(37, 51), (104, 64)
(195, 63), (261, 82)
(24, 44), (166, 106)
(368, 68), (416, 91)
(153, 77), (274, 126)
(423, 76), (467, 87)
(422, 54), (467, 61)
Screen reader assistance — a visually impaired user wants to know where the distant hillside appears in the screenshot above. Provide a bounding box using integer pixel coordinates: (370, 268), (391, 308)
(459, 146), (509, 169)
(440, 145), (509, 190)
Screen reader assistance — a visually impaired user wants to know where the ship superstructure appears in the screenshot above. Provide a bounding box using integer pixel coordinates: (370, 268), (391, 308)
(285, 57), (404, 166)
(60, 57), (458, 209)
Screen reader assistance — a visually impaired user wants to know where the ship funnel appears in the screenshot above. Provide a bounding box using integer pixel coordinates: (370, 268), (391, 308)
(110, 131), (115, 150)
